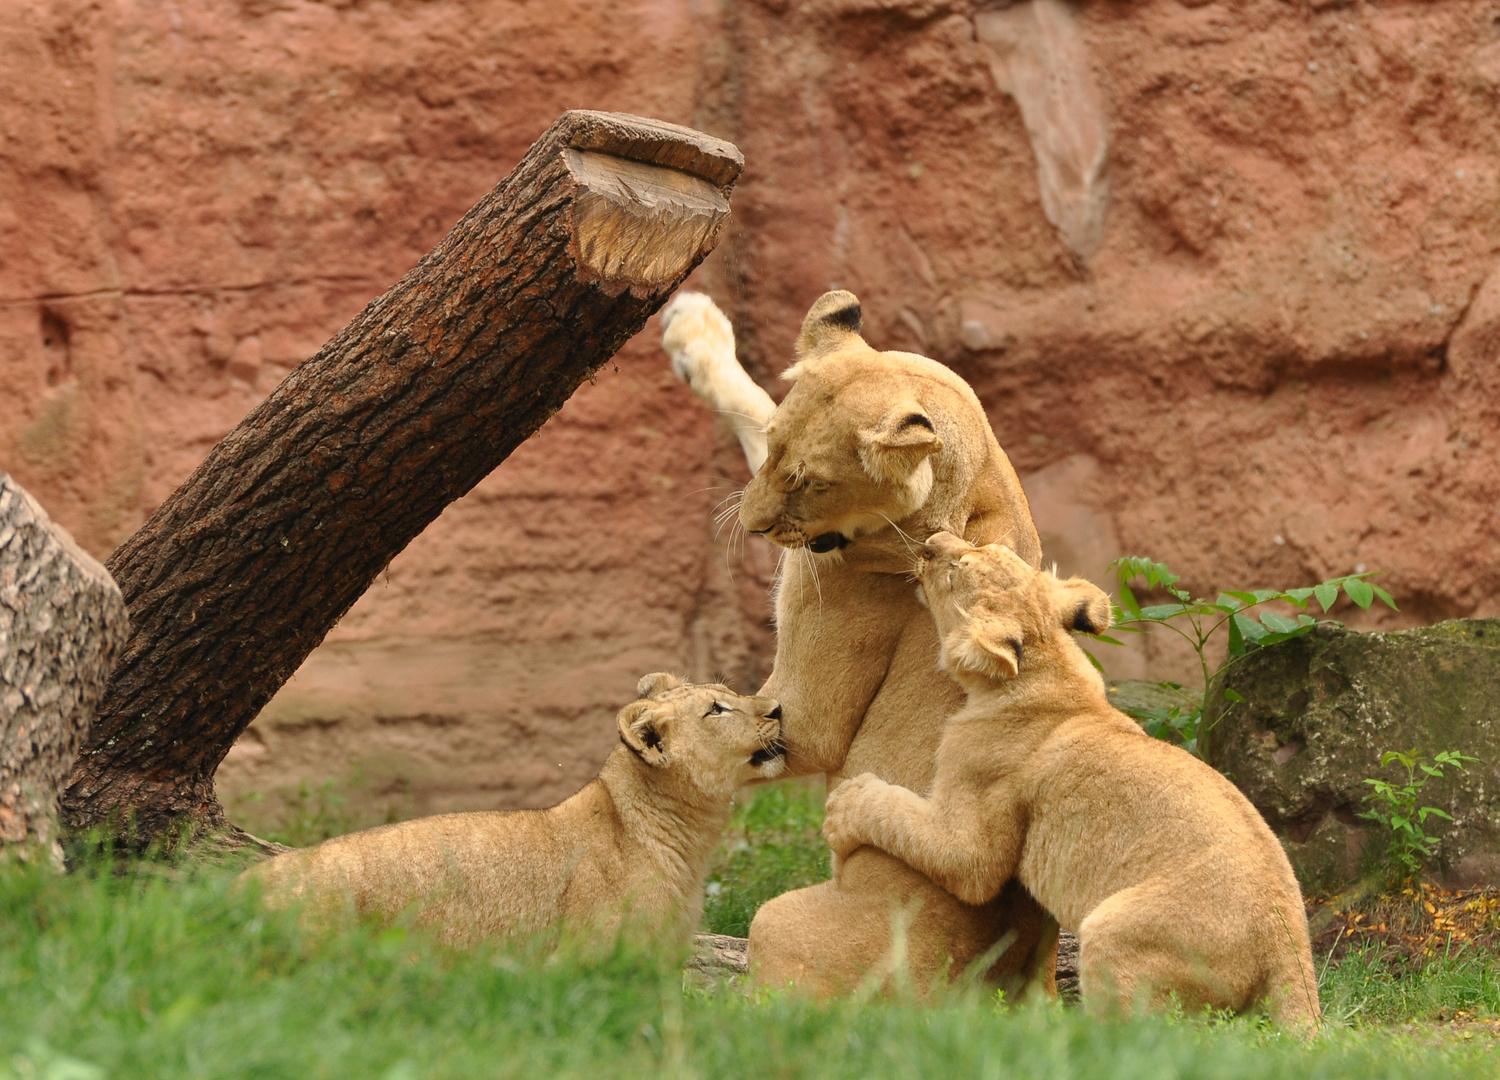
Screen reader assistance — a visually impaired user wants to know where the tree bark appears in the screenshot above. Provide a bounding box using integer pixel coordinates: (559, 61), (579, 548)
(1, 474), (128, 866)
(60, 110), (742, 846)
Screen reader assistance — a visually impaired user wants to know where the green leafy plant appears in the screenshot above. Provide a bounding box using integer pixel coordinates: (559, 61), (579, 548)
(1359, 749), (1478, 885)
(1094, 557), (1398, 756)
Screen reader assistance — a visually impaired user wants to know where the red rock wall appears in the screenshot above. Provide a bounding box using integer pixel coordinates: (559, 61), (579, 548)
(3, 0), (1497, 824)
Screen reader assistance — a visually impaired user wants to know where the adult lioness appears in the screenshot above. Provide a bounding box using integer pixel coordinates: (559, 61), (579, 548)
(243, 674), (784, 950)
(662, 290), (1055, 995)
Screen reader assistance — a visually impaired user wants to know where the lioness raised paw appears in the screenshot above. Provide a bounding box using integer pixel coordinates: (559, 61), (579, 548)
(660, 291), (775, 473)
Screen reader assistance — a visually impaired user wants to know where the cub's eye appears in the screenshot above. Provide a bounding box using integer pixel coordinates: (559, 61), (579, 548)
(707, 701), (728, 716)
(807, 479), (831, 493)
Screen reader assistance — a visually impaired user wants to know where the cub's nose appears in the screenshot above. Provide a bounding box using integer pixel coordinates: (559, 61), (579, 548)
(766, 704), (783, 721)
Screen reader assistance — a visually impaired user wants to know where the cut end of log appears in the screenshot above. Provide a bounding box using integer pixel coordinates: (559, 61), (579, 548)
(553, 111), (741, 299)
(557, 110), (743, 191)
(563, 148), (731, 298)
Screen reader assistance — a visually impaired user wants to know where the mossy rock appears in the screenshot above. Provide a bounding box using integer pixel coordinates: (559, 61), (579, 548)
(1200, 619), (1500, 890)
(1106, 679), (1201, 719)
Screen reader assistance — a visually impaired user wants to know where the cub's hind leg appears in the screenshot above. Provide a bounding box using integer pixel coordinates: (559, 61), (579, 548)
(1076, 881), (1248, 1020)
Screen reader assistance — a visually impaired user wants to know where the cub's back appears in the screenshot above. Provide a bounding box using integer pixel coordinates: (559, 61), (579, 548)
(1022, 707), (1298, 919)
(250, 784), (629, 945)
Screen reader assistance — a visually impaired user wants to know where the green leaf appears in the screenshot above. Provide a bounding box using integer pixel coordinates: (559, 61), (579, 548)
(1257, 627), (1316, 648)
(1223, 591), (1256, 608)
(1081, 648), (1104, 673)
(1223, 688), (1246, 703)
(1260, 611), (1301, 634)
(1314, 582), (1338, 613)
(1345, 578), (1375, 610)
(1284, 587), (1315, 606)
(1091, 634), (1126, 647)
(1139, 603), (1189, 620)
(1419, 806), (1453, 823)
(1117, 582), (1143, 619)
(1227, 613), (1246, 657)
(1233, 613), (1268, 642)
(1371, 584), (1399, 612)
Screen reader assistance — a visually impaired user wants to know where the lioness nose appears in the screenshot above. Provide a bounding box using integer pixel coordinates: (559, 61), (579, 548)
(766, 704), (782, 721)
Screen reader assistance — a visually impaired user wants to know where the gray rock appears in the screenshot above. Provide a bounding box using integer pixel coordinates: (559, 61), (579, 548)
(1200, 620), (1500, 890)
(0, 474), (128, 868)
(1107, 679), (1202, 718)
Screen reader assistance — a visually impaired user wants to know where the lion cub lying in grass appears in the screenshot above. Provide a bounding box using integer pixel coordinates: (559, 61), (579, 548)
(244, 674), (784, 949)
(822, 533), (1320, 1028)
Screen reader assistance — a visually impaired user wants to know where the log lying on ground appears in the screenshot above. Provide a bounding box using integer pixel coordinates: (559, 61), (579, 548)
(1, 474), (127, 866)
(60, 111), (743, 848)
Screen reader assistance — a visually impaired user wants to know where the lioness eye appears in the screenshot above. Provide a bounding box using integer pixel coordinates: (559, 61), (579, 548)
(707, 701), (727, 716)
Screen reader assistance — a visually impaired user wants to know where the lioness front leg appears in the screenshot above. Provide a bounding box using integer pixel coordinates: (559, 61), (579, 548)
(823, 773), (1018, 907)
(659, 292), (775, 473)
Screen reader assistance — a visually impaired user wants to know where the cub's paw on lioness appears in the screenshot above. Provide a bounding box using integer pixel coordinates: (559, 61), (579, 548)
(241, 674), (783, 950)
(822, 533), (1320, 1029)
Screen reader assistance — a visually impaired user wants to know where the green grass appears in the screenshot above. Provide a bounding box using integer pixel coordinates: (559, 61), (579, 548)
(3, 855), (1496, 1080)
(13, 778), (1498, 1077)
(229, 774), (414, 849)
(1320, 941), (1500, 1025)
(702, 780), (830, 936)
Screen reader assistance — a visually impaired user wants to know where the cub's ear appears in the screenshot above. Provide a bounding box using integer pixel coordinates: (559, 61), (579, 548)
(1054, 578), (1113, 635)
(859, 406), (943, 485)
(790, 290), (865, 367)
(950, 614), (1024, 681)
(637, 672), (683, 699)
(618, 701), (670, 767)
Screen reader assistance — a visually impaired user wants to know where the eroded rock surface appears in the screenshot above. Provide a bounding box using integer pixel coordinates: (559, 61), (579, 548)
(1202, 621), (1500, 890)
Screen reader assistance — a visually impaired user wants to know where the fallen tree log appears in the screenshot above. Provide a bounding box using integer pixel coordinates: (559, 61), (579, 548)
(61, 111), (742, 847)
(1, 474), (127, 866)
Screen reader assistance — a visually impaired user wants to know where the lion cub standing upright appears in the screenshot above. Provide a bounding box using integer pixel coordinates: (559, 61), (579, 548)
(822, 534), (1319, 1028)
(245, 674), (784, 950)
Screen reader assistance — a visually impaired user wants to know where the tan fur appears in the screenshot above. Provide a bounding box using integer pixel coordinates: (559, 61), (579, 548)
(660, 292), (776, 473)
(242, 674), (784, 950)
(662, 291), (1050, 994)
(822, 534), (1321, 1028)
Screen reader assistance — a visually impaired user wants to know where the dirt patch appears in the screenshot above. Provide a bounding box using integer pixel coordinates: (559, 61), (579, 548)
(1310, 882), (1500, 966)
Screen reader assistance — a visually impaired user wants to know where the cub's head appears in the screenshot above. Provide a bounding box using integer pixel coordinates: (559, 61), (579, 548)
(916, 531), (1112, 685)
(616, 673), (785, 799)
(739, 291), (946, 556)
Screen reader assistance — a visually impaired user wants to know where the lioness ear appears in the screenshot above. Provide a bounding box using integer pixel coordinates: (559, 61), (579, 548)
(859, 406), (943, 485)
(617, 701), (670, 767)
(636, 672), (683, 699)
(791, 290), (865, 366)
(1054, 578), (1113, 636)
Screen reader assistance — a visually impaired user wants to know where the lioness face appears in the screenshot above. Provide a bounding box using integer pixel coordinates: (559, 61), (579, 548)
(617, 673), (785, 798)
(739, 364), (943, 556)
(917, 532), (1111, 683)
